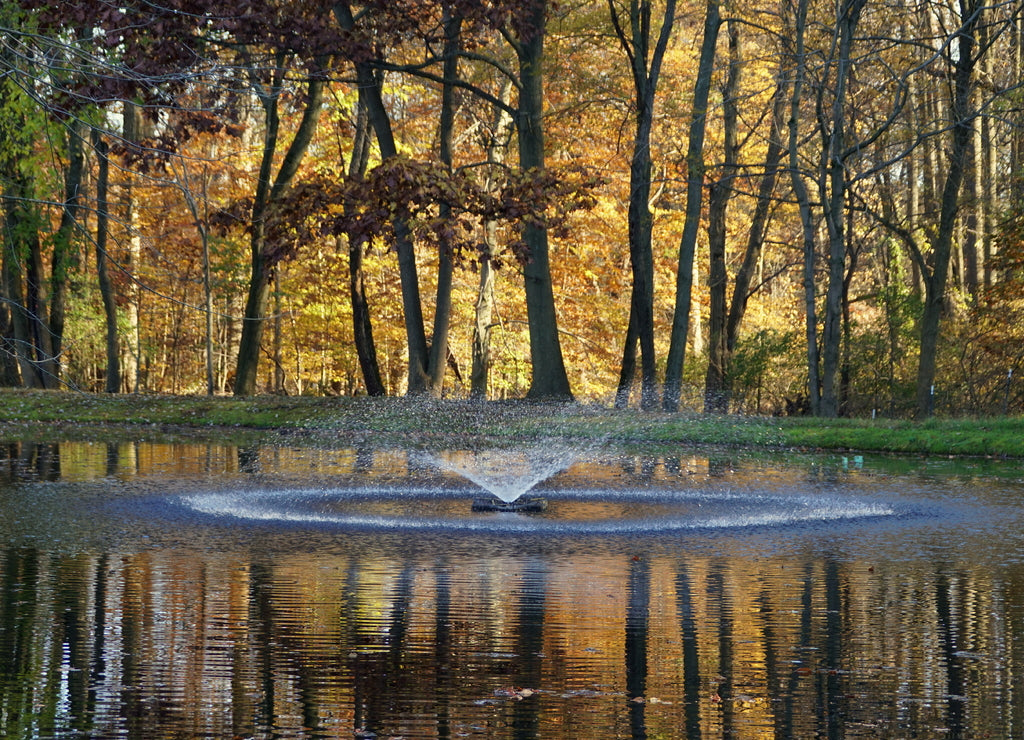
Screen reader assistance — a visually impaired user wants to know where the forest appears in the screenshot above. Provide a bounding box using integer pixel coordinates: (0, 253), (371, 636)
(0, 0), (1022, 417)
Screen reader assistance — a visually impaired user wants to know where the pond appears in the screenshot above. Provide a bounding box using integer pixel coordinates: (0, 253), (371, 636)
(1, 435), (1024, 739)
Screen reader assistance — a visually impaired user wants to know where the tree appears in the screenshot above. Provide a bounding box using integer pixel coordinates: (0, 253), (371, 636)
(0, 4), (89, 389)
(332, 1), (435, 395)
(233, 68), (326, 396)
(471, 80), (516, 399)
(90, 132), (120, 392)
(513, 0), (575, 400)
(784, 0), (822, 415)
(817, 0), (867, 418)
(608, 0), (677, 410)
(702, 16), (740, 413)
(913, 0), (983, 417)
(663, 0), (722, 412)
(716, 70), (790, 412)
(344, 98), (387, 396)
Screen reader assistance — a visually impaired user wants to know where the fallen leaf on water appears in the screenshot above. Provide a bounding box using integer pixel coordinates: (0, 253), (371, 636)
(494, 686), (537, 700)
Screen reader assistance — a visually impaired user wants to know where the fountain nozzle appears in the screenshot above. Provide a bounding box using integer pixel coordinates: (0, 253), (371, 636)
(471, 496), (548, 513)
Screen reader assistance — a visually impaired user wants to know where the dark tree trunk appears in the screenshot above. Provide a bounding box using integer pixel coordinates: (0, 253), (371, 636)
(48, 119), (86, 385)
(93, 133), (120, 393)
(338, 1), (430, 393)
(1, 174), (38, 387)
(840, 208), (858, 415)
(818, 0), (865, 418)
(609, 0), (677, 411)
(916, 1), (980, 417)
(516, 0), (573, 401)
(426, 13), (463, 397)
(663, 0), (722, 411)
(725, 72), (788, 360)
(703, 18), (740, 414)
(0, 41), (47, 388)
(615, 312), (640, 409)
(787, 0), (821, 415)
(0, 173), (59, 389)
(234, 69), (324, 396)
(345, 99), (386, 396)
(0, 304), (20, 386)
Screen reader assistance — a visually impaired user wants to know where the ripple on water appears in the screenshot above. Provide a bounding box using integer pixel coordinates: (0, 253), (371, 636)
(175, 486), (898, 536)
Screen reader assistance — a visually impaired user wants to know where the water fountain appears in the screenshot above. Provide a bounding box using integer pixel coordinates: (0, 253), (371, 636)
(424, 442), (579, 512)
(171, 439), (898, 535)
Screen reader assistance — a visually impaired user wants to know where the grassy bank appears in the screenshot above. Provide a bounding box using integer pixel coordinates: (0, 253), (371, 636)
(0, 388), (1021, 457)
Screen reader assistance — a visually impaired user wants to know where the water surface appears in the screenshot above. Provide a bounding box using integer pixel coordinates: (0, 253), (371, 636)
(1, 439), (1023, 739)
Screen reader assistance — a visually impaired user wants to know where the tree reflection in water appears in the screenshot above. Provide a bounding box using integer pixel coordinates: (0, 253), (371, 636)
(0, 439), (1023, 738)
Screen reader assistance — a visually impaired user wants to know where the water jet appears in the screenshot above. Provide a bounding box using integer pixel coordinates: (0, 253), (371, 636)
(423, 441), (580, 508)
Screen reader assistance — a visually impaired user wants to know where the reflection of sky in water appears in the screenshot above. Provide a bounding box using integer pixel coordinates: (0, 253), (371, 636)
(1, 439), (1024, 739)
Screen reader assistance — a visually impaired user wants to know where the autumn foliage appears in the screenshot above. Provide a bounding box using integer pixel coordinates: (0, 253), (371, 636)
(1, 0), (1022, 414)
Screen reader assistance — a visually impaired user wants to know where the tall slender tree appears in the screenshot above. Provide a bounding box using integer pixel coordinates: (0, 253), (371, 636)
(663, 0), (722, 411)
(703, 17), (741, 413)
(786, 0), (822, 415)
(234, 67), (326, 395)
(817, 0), (866, 417)
(471, 80), (516, 400)
(513, 0), (574, 400)
(608, 0), (677, 410)
(344, 99), (386, 396)
(914, 0), (984, 417)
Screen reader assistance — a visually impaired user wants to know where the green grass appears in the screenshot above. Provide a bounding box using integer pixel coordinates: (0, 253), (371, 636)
(0, 388), (1021, 457)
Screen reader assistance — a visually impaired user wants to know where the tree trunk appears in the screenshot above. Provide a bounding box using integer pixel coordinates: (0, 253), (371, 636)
(615, 312), (640, 408)
(121, 193), (141, 392)
(981, 107), (995, 287)
(916, 1), (980, 417)
(273, 271), (284, 392)
(0, 175), (36, 387)
(0, 172), (57, 389)
(840, 208), (858, 414)
(725, 71), (788, 357)
(93, 133), (120, 393)
(202, 217), (215, 396)
(703, 18), (740, 413)
(516, 0), (574, 401)
(663, 0), (722, 411)
(49, 119), (87, 384)
(818, 0), (865, 418)
(471, 248), (496, 400)
(963, 115), (981, 297)
(0, 303), (20, 385)
(472, 80), (516, 400)
(609, 0), (677, 410)
(24, 217), (56, 387)
(234, 78), (281, 397)
(121, 103), (144, 392)
(787, 0), (821, 415)
(335, 0), (431, 394)
(234, 69), (324, 395)
(0, 41), (53, 389)
(345, 99), (386, 396)
(426, 13), (463, 397)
